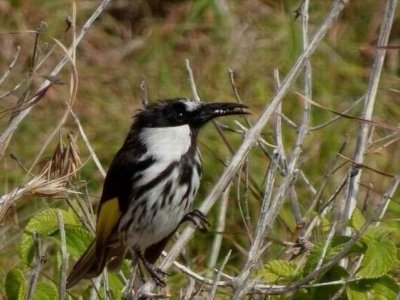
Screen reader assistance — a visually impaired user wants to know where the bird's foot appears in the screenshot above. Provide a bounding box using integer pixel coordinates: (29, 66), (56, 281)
(182, 209), (210, 233)
(142, 261), (170, 287)
(136, 251), (170, 287)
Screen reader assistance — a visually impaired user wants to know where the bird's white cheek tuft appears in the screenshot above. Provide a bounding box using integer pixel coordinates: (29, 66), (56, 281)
(140, 125), (192, 161)
(183, 101), (200, 112)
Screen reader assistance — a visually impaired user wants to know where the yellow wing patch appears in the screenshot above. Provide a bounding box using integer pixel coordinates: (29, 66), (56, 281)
(96, 198), (121, 249)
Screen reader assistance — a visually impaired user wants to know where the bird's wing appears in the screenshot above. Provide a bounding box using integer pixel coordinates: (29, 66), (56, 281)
(95, 150), (139, 255)
(96, 197), (121, 250)
(67, 149), (142, 287)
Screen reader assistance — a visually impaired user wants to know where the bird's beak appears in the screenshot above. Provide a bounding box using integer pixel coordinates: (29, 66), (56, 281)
(193, 102), (249, 126)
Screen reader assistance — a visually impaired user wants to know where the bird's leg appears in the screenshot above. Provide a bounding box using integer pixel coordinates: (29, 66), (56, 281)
(136, 251), (170, 287)
(181, 209), (210, 233)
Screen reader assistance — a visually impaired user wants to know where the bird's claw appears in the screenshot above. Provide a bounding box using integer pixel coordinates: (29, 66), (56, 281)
(145, 264), (170, 287)
(182, 209), (210, 233)
(137, 250), (170, 287)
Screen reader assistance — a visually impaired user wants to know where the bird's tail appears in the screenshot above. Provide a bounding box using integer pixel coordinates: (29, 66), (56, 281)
(66, 240), (106, 289)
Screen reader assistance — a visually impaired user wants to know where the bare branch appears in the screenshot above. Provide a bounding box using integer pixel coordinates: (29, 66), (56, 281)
(25, 233), (41, 300)
(231, 150), (280, 296)
(159, 1), (349, 284)
(209, 250), (232, 299)
(57, 210), (68, 300)
(341, 0), (398, 237)
(207, 184), (231, 271)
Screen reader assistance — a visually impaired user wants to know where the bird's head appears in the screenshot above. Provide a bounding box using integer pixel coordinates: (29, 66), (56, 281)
(134, 98), (249, 130)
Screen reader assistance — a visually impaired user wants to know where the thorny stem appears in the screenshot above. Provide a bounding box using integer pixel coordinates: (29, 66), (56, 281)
(273, 68), (287, 171)
(57, 210), (68, 300)
(207, 184), (232, 271)
(164, 174), (400, 296)
(209, 250), (232, 299)
(158, 0), (349, 285)
(341, 0), (398, 237)
(290, 0), (311, 245)
(231, 151), (280, 297)
(25, 233), (41, 300)
(233, 0), (314, 296)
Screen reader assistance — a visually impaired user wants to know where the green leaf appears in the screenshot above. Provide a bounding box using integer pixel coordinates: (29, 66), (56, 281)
(346, 283), (366, 300)
(304, 235), (359, 274)
(307, 265), (349, 299)
(20, 234), (36, 266)
(107, 272), (125, 299)
(357, 232), (397, 279)
(292, 288), (311, 300)
(347, 276), (399, 300)
(371, 276), (400, 299)
(362, 226), (395, 240)
(6, 268), (27, 300)
(319, 216), (331, 232)
(20, 208), (81, 264)
(32, 282), (58, 300)
(52, 224), (92, 258)
(350, 208), (366, 230)
(258, 259), (301, 283)
(26, 208), (75, 235)
(304, 235), (365, 274)
(64, 225), (92, 257)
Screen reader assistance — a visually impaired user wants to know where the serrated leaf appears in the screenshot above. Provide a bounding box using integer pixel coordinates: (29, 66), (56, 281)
(52, 224), (92, 258)
(25, 208), (78, 235)
(19, 234), (36, 266)
(32, 282), (58, 300)
(6, 268), (26, 300)
(371, 276), (400, 299)
(304, 235), (353, 274)
(304, 234), (366, 276)
(258, 260), (301, 283)
(307, 265), (349, 299)
(357, 234), (397, 279)
(65, 225), (92, 257)
(347, 276), (399, 300)
(20, 208), (81, 264)
(350, 208), (365, 230)
(320, 216), (331, 232)
(362, 226), (395, 242)
(346, 284), (366, 300)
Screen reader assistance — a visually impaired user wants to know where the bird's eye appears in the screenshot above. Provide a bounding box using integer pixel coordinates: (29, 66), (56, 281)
(175, 112), (185, 122)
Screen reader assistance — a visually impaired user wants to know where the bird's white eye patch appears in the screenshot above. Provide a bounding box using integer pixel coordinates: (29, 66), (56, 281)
(182, 100), (200, 112)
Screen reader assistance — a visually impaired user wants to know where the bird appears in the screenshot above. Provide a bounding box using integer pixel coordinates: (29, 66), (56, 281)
(66, 98), (248, 288)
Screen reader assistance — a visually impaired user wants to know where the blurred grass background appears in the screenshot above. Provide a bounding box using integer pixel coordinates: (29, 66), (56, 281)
(1, 0), (400, 296)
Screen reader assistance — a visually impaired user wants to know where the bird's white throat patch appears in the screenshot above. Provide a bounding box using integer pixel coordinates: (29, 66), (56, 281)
(140, 125), (192, 160)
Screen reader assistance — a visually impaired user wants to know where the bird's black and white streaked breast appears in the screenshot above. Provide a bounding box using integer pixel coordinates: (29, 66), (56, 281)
(119, 100), (202, 251)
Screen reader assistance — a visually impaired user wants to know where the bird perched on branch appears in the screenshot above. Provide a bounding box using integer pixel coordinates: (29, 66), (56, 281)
(66, 98), (248, 288)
